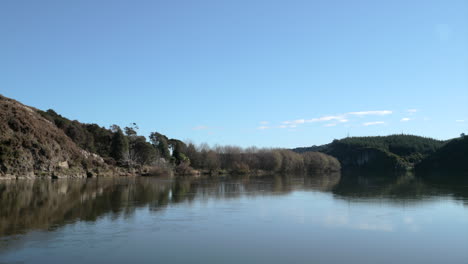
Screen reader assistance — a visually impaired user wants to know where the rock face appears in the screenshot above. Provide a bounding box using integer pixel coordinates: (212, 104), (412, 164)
(0, 95), (107, 179)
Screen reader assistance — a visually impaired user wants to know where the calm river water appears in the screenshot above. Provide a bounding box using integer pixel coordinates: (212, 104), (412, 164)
(1, 173), (467, 263)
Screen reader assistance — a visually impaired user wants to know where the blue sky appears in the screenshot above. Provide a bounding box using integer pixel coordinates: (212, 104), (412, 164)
(1, 0), (467, 148)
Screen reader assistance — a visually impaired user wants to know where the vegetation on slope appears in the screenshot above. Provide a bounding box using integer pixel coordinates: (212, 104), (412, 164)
(416, 134), (468, 175)
(1, 94), (340, 178)
(0, 95), (107, 178)
(294, 135), (446, 171)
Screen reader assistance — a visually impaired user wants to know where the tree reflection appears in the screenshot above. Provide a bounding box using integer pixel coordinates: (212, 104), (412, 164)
(1, 171), (467, 239)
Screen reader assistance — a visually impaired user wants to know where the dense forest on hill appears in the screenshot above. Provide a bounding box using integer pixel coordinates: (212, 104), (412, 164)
(416, 135), (468, 175)
(294, 135), (447, 171)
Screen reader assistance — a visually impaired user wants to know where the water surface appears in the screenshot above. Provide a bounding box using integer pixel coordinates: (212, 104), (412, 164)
(1, 173), (467, 264)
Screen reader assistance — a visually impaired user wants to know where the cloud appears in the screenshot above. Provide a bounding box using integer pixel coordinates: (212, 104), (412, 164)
(259, 121), (269, 125)
(192, 125), (209, 130)
(324, 123), (337, 127)
(257, 126), (270, 130)
(400, 118), (411, 122)
(282, 119), (305, 125)
(306, 115), (344, 122)
(281, 110), (392, 127)
(407, 109), (418, 113)
(347, 110), (392, 116)
(363, 121), (385, 126)
(456, 120), (465, 123)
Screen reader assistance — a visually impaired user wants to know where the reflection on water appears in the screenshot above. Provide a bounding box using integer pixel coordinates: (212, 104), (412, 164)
(0, 174), (339, 238)
(0, 172), (467, 263)
(333, 171), (468, 205)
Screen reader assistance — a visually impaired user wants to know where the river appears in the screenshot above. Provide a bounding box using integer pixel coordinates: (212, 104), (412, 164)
(0, 172), (467, 263)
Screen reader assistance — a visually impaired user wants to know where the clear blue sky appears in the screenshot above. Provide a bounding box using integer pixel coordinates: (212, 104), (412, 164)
(1, 0), (467, 148)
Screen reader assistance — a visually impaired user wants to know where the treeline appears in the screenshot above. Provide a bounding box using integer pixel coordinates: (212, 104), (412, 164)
(38, 110), (170, 168)
(332, 135), (446, 163)
(37, 109), (340, 175)
(182, 144), (341, 174)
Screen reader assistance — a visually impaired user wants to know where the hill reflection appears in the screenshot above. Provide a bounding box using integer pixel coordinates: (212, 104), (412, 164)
(1, 172), (467, 239)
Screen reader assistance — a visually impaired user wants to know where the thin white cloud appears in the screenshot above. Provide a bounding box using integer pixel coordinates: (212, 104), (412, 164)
(283, 119), (305, 125)
(281, 110), (392, 127)
(456, 120), (465, 123)
(259, 121), (269, 125)
(407, 109), (418, 113)
(348, 110), (392, 116)
(193, 125), (209, 130)
(257, 126), (270, 130)
(278, 125), (288, 128)
(324, 123), (337, 127)
(306, 115), (344, 122)
(363, 121), (385, 126)
(400, 118), (411, 122)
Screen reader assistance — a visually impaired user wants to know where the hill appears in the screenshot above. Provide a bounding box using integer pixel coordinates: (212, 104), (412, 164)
(0, 95), (109, 179)
(294, 135), (446, 172)
(416, 135), (468, 175)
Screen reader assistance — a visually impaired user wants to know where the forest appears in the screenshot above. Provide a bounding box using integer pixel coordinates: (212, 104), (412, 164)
(416, 134), (468, 174)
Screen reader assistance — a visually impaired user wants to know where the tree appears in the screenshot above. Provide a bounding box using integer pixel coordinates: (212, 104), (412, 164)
(124, 123), (140, 167)
(149, 132), (171, 160)
(133, 139), (158, 165)
(185, 142), (200, 168)
(110, 125), (129, 162)
(169, 139), (188, 164)
(124, 123), (138, 138)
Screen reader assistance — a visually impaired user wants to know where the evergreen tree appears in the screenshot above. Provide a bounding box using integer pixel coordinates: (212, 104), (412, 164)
(110, 126), (129, 162)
